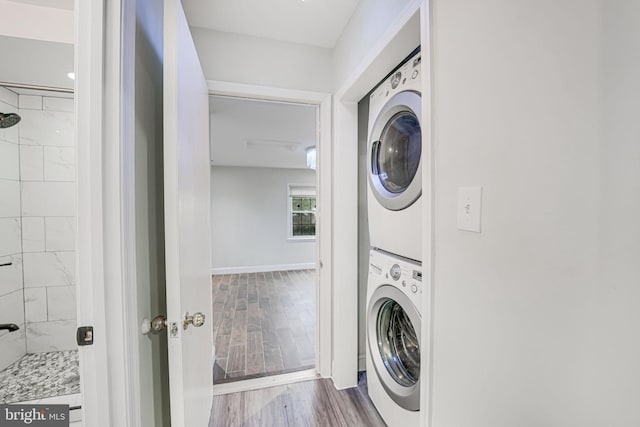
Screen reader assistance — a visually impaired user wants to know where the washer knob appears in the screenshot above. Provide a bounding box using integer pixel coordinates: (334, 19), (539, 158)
(411, 284), (418, 293)
(390, 264), (401, 281)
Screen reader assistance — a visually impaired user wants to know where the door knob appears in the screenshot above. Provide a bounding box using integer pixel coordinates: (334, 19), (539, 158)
(183, 312), (205, 330)
(141, 314), (167, 335)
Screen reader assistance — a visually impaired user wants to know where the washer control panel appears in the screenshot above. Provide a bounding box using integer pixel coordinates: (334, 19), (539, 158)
(369, 249), (422, 307)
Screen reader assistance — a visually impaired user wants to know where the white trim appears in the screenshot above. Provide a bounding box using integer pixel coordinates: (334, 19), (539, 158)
(287, 236), (316, 243)
(77, 0), (140, 425)
(120, 0), (143, 425)
(331, 99), (359, 390)
(207, 80), (332, 379)
(288, 183), (317, 197)
(210, 262), (316, 275)
(75, 1), (109, 426)
(207, 80), (328, 105)
(101, 0), (132, 424)
(419, 2), (434, 427)
(316, 91), (332, 379)
(75, 0), (135, 425)
(331, 0), (421, 391)
(212, 369), (318, 396)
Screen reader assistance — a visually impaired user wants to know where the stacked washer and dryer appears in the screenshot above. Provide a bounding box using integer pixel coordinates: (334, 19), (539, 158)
(365, 49), (423, 426)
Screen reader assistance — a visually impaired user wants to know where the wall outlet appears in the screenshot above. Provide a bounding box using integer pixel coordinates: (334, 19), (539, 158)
(457, 187), (482, 233)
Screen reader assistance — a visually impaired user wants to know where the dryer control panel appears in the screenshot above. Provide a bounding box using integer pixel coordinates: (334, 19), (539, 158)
(369, 51), (421, 115)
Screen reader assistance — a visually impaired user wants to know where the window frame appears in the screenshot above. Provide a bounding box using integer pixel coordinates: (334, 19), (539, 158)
(287, 184), (317, 242)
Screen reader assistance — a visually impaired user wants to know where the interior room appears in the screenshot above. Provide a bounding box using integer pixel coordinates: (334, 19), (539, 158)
(208, 96), (319, 385)
(3, 0), (640, 426)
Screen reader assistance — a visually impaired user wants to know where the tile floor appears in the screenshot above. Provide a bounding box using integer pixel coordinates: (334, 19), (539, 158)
(212, 269), (316, 383)
(0, 350), (80, 404)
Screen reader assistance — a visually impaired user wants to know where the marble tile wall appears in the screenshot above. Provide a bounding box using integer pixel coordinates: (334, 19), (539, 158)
(0, 87), (26, 372)
(18, 93), (77, 354)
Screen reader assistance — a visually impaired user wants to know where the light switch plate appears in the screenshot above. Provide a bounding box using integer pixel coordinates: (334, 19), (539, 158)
(457, 186), (482, 232)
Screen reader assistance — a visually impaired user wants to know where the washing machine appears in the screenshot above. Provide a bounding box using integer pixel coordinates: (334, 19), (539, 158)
(367, 49), (423, 262)
(366, 248), (422, 426)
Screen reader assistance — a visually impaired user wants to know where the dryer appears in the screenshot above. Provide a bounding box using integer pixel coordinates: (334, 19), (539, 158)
(366, 248), (422, 426)
(367, 50), (423, 262)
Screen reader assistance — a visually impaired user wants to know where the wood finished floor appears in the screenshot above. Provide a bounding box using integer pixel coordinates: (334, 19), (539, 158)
(209, 376), (386, 427)
(212, 270), (316, 383)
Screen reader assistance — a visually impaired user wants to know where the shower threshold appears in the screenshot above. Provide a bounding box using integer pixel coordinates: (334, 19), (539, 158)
(0, 350), (80, 405)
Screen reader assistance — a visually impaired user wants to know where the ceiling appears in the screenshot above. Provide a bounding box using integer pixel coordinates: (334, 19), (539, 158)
(6, 0), (72, 9)
(7, 0), (360, 49)
(182, 0), (360, 49)
(210, 96), (317, 169)
(5, 0), (334, 170)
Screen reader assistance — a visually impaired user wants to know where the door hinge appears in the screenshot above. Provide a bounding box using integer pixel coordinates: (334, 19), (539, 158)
(76, 326), (94, 346)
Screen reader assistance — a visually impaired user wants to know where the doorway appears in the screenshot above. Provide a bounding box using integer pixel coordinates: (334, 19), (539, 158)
(208, 95), (319, 386)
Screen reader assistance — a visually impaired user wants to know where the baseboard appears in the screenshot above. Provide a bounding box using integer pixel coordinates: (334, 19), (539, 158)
(211, 262), (316, 275)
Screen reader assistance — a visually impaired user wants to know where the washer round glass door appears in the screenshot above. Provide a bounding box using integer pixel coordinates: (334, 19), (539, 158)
(368, 90), (422, 211)
(367, 285), (421, 411)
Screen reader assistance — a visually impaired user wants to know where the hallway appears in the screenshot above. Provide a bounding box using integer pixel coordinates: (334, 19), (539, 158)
(209, 376), (385, 427)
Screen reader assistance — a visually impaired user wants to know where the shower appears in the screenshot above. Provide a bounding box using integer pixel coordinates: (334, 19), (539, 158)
(0, 85), (79, 407)
(0, 112), (21, 128)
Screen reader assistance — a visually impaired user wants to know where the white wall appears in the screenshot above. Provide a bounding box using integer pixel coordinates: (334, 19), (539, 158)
(211, 166), (316, 272)
(428, 0), (635, 425)
(191, 28), (333, 92)
(332, 0), (416, 90)
(594, 0), (640, 423)
(0, 36), (74, 90)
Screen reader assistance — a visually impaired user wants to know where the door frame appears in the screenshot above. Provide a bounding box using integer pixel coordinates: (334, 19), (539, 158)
(331, 0), (424, 394)
(76, 0), (140, 425)
(207, 80), (333, 380)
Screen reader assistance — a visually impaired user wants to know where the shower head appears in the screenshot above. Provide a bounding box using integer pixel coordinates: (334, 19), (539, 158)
(0, 112), (21, 129)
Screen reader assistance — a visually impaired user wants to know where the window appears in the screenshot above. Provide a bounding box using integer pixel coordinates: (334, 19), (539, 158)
(288, 185), (316, 240)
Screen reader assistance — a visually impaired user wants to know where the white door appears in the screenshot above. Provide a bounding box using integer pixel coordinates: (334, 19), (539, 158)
(163, 0), (213, 425)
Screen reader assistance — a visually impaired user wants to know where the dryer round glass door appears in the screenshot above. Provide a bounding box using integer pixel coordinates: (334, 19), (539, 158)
(374, 112), (421, 194)
(368, 90), (422, 211)
(367, 285), (421, 411)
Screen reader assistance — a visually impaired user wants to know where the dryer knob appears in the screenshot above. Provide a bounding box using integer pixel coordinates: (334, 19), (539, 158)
(411, 284), (418, 294)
